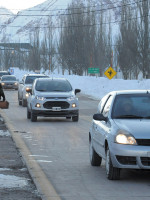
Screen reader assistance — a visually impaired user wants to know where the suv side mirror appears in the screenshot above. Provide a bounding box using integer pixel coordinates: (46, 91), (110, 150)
(93, 113), (107, 122)
(75, 89), (81, 95)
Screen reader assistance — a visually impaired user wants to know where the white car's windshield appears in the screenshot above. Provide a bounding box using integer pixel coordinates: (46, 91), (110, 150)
(25, 76), (48, 84)
(2, 76), (16, 81)
(112, 94), (150, 119)
(35, 80), (72, 92)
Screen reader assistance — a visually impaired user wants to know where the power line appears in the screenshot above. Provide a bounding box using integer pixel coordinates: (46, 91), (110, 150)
(0, 0), (138, 12)
(1, 13), (149, 29)
(0, 0), (147, 18)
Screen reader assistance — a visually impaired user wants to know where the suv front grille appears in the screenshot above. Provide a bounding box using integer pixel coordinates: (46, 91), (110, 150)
(136, 139), (150, 146)
(46, 97), (68, 99)
(43, 101), (70, 109)
(141, 157), (150, 166)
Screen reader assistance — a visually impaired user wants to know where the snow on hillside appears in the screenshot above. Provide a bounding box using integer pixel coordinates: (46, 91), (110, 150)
(0, 7), (14, 25)
(0, 0), (121, 43)
(13, 67), (149, 100)
(0, 0), (71, 42)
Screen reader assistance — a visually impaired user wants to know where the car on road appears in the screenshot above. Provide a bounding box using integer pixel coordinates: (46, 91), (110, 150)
(1, 75), (18, 90)
(18, 74), (49, 107)
(26, 78), (81, 122)
(89, 90), (150, 180)
(0, 71), (10, 80)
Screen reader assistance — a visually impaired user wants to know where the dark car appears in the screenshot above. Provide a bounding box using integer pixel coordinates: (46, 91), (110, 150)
(1, 75), (18, 90)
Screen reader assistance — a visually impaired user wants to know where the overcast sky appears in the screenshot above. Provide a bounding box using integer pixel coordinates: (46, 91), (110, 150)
(0, 0), (47, 13)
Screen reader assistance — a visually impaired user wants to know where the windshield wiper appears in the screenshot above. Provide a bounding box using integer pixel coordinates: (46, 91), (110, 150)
(114, 115), (144, 119)
(37, 89), (46, 91)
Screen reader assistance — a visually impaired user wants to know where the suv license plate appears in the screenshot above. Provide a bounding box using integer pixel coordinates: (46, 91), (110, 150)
(52, 107), (61, 111)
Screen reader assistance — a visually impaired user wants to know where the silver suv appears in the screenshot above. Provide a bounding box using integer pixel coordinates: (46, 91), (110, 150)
(26, 78), (81, 122)
(18, 74), (49, 106)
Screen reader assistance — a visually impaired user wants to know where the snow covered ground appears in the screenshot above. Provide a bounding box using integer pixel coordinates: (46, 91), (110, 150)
(14, 67), (150, 100)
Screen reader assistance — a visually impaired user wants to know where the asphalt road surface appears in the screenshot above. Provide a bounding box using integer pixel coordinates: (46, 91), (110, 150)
(1, 90), (150, 200)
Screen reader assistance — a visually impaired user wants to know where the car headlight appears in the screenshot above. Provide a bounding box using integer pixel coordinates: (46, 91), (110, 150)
(1, 83), (5, 86)
(26, 93), (29, 98)
(72, 103), (77, 108)
(115, 130), (137, 145)
(35, 96), (45, 101)
(67, 96), (75, 101)
(14, 82), (18, 85)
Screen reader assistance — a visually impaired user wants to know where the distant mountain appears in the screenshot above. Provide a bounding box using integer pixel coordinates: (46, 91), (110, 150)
(0, 0), (122, 43)
(0, 7), (14, 25)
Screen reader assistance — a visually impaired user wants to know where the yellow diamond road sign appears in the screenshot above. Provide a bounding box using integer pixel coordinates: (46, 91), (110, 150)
(104, 67), (117, 80)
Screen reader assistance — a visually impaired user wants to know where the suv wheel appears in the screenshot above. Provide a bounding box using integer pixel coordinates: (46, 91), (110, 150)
(19, 99), (22, 106)
(89, 137), (102, 166)
(105, 148), (120, 180)
(72, 115), (79, 122)
(27, 108), (31, 119)
(31, 112), (37, 122)
(22, 99), (26, 107)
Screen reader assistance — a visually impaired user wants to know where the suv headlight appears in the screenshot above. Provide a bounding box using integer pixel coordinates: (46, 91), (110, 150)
(36, 96), (45, 101)
(115, 130), (137, 145)
(67, 96), (75, 101)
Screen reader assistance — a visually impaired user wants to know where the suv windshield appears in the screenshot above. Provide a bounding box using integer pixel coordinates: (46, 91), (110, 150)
(2, 76), (16, 81)
(35, 79), (72, 92)
(25, 76), (48, 84)
(112, 94), (150, 119)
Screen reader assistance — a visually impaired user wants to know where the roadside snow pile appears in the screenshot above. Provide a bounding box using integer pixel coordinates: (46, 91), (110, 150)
(0, 130), (10, 136)
(0, 174), (28, 188)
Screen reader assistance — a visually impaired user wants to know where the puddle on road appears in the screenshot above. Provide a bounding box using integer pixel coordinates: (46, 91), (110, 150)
(0, 174), (28, 188)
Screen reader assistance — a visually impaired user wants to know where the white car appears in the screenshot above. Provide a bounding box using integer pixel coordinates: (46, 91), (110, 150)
(18, 74), (49, 106)
(26, 78), (81, 122)
(89, 90), (150, 180)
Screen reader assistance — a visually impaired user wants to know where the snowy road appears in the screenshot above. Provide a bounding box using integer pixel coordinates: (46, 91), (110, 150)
(2, 90), (150, 200)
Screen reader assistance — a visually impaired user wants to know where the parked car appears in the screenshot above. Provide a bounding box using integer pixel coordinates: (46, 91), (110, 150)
(26, 78), (81, 122)
(1, 75), (18, 90)
(0, 71), (10, 80)
(89, 90), (150, 180)
(18, 74), (49, 107)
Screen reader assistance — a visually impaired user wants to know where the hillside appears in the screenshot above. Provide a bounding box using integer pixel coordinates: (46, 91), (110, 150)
(0, 0), (122, 43)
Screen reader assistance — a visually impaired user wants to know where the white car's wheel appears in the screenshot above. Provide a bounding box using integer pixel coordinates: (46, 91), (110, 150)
(22, 99), (27, 107)
(31, 111), (37, 122)
(27, 108), (31, 119)
(89, 137), (102, 166)
(72, 115), (79, 122)
(105, 148), (120, 180)
(19, 99), (22, 106)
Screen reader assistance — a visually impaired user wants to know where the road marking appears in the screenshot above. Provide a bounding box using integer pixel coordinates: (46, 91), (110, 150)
(1, 110), (62, 200)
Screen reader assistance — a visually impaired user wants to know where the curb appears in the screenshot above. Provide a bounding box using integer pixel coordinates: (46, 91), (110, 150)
(0, 109), (61, 200)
